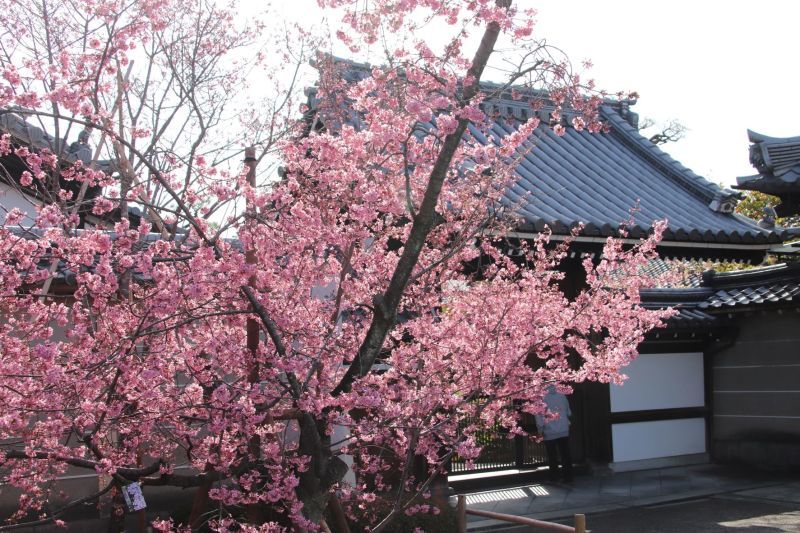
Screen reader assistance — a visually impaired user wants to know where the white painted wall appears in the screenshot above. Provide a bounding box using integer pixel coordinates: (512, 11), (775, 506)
(612, 418), (706, 462)
(0, 183), (39, 224)
(610, 352), (704, 413)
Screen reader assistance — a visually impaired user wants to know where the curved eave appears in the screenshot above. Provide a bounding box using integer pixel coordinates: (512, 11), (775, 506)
(503, 228), (776, 263)
(506, 230), (779, 254)
(509, 222), (782, 245)
(735, 170), (800, 193)
(748, 129), (800, 145)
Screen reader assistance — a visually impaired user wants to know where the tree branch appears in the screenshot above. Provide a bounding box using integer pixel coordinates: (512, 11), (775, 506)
(0, 480), (114, 531)
(332, 0), (511, 396)
(1, 450), (163, 480)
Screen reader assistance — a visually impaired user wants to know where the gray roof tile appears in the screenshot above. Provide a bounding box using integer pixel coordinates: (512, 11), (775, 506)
(492, 106), (781, 245)
(642, 262), (800, 312)
(308, 59), (784, 248)
(701, 282), (800, 309)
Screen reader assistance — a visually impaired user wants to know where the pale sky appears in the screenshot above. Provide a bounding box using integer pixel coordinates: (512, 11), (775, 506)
(524, 0), (800, 187)
(274, 0), (800, 187)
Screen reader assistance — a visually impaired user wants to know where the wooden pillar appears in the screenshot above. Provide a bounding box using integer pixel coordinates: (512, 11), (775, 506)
(574, 513), (586, 533)
(579, 381), (612, 464)
(456, 495), (467, 533)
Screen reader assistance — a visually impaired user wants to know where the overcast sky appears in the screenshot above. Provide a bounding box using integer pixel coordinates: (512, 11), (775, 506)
(276, 0), (800, 187)
(529, 0), (800, 186)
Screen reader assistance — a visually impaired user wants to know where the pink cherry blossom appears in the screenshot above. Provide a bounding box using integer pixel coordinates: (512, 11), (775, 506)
(0, 0), (661, 531)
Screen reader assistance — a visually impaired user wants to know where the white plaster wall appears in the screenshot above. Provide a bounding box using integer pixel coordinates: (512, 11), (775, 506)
(610, 352), (704, 413)
(0, 183), (38, 224)
(612, 418), (706, 462)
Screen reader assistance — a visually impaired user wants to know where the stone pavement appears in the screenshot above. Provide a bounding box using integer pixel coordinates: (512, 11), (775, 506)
(576, 484), (800, 532)
(461, 463), (792, 531)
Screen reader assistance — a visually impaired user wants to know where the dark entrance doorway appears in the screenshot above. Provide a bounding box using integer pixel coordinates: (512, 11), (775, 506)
(448, 389), (597, 476)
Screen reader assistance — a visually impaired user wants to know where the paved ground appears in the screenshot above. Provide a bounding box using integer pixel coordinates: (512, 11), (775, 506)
(566, 493), (800, 532)
(464, 464), (800, 532)
(3, 464), (797, 531)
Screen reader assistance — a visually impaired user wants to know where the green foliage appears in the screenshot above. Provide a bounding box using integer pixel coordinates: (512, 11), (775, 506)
(736, 191), (800, 227)
(704, 259), (772, 273)
(701, 191), (799, 272)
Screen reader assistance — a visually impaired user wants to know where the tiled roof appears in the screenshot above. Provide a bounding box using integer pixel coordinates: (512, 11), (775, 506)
(1, 109), (139, 226)
(641, 262), (800, 314)
(307, 59), (785, 253)
(609, 258), (705, 288)
(669, 307), (717, 324)
(769, 239), (800, 258)
(8, 228), (200, 287)
(491, 105), (781, 246)
(638, 286), (717, 327)
(701, 283), (800, 309)
(697, 262), (800, 309)
(735, 130), (800, 217)
(0, 109), (115, 171)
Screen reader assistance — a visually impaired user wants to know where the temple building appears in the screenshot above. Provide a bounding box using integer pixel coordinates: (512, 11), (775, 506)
(305, 61), (800, 483)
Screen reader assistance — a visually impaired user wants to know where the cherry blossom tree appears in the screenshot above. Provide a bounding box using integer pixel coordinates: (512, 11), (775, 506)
(0, 0), (672, 530)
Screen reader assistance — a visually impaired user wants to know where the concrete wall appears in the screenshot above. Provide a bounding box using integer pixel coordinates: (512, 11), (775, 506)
(711, 312), (800, 470)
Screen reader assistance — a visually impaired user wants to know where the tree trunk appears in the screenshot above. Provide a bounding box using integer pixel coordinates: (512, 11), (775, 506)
(299, 1), (512, 527)
(188, 476), (213, 531)
(296, 414), (348, 525)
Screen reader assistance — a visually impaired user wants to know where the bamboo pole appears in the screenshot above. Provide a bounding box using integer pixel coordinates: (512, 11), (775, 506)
(457, 495), (587, 532)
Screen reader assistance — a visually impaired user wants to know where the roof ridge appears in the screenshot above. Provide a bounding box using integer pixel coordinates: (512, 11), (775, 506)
(639, 286), (714, 304)
(747, 129), (800, 145)
(702, 262), (800, 288)
(599, 105), (726, 205)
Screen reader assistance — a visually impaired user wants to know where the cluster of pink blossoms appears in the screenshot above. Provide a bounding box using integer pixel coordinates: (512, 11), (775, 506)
(0, 0), (673, 530)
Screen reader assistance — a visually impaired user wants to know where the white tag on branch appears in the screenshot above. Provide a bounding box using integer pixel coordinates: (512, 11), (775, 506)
(122, 482), (147, 512)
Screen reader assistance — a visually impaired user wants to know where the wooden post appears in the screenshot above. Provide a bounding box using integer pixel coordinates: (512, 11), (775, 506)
(574, 513), (586, 533)
(456, 495), (467, 533)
